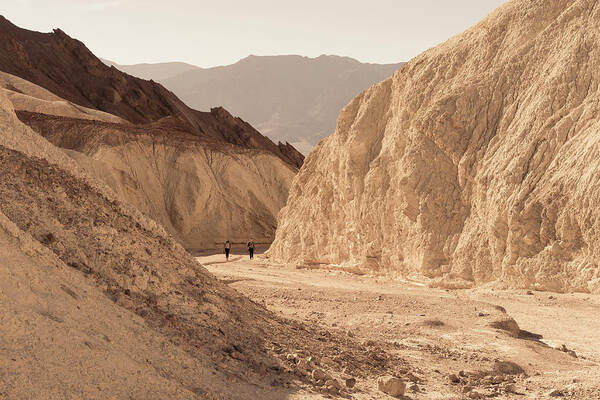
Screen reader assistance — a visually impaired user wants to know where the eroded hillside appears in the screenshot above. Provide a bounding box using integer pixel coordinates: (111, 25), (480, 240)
(0, 87), (398, 399)
(17, 110), (296, 248)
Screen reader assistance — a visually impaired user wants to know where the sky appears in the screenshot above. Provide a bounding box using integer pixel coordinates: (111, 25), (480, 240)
(2, 0), (508, 67)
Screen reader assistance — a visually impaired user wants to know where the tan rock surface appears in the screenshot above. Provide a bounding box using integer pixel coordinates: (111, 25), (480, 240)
(269, 0), (600, 293)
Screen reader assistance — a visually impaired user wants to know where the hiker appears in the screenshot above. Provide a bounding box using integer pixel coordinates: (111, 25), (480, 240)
(224, 240), (231, 261)
(247, 238), (255, 260)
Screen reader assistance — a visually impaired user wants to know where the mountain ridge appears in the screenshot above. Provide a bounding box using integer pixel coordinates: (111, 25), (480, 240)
(0, 15), (303, 168)
(106, 53), (403, 154)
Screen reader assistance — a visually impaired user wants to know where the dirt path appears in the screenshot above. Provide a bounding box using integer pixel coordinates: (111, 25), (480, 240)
(198, 252), (600, 400)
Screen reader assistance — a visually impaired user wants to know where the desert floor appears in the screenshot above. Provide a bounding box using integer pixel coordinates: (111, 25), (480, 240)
(197, 251), (600, 400)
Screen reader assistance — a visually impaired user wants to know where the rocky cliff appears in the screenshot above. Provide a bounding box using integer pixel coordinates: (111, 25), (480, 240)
(268, 0), (600, 293)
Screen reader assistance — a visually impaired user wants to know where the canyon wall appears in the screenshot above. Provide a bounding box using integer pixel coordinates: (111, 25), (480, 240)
(268, 0), (600, 293)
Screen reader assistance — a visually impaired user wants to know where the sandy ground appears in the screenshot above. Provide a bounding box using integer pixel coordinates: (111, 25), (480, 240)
(198, 251), (600, 400)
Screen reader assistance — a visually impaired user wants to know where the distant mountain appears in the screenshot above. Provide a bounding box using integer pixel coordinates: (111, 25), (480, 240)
(101, 58), (200, 81)
(110, 55), (403, 154)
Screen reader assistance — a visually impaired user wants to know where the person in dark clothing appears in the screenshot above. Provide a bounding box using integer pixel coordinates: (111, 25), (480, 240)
(247, 239), (255, 260)
(224, 240), (231, 261)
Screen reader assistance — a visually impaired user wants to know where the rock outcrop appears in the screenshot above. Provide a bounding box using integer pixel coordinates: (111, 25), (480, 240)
(268, 0), (600, 293)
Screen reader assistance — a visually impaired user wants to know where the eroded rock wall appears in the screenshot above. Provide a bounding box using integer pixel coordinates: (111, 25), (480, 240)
(268, 0), (600, 293)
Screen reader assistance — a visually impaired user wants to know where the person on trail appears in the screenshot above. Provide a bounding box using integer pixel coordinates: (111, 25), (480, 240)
(224, 240), (231, 261)
(247, 238), (255, 260)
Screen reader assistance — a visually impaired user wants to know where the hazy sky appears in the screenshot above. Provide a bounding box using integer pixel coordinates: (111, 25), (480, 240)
(3, 0), (507, 67)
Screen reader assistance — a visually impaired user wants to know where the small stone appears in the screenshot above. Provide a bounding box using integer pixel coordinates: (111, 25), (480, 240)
(409, 384), (420, 392)
(458, 370), (467, 377)
(469, 391), (484, 399)
(462, 385), (473, 393)
(378, 376), (406, 397)
(325, 385), (339, 395)
(491, 375), (504, 384)
(286, 353), (297, 361)
(526, 290), (534, 295)
(448, 374), (460, 384)
(345, 377), (356, 388)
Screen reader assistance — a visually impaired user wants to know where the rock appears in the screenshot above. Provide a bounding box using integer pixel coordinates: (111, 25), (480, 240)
(345, 377), (356, 388)
(296, 358), (314, 374)
(489, 318), (521, 338)
(325, 385), (339, 395)
(548, 389), (564, 397)
(409, 384), (420, 392)
(267, 0), (600, 294)
(469, 391), (484, 399)
(448, 374), (460, 384)
(377, 376), (406, 397)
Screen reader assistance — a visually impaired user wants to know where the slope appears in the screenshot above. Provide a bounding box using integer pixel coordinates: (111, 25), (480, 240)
(17, 110), (297, 248)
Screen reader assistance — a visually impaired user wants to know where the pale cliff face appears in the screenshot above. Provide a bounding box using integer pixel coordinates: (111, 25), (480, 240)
(268, 0), (600, 293)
